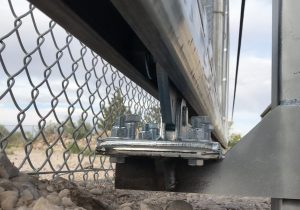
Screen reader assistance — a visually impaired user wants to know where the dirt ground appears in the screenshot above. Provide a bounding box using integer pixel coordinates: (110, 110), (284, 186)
(106, 189), (270, 209)
(6, 148), (270, 209)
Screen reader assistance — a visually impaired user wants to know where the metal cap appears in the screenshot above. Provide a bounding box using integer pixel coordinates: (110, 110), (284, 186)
(125, 114), (140, 123)
(142, 123), (150, 131)
(148, 123), (158, 129)
(191, 116), (211, 128)
(114, 115), (125, 127)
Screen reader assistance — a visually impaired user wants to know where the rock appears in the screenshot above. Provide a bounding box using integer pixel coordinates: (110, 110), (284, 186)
(10, 173), (29, 182)
(208, 204), (226, 210)
(16, 189), (33, 206)
(14, 182), (40, 199)
(46, 185), (55, 192)
(50, 191), (58, 196)
(16, 206), (31, 210)
(119, 202), (133, 210)
(0, 152), (19, 179)
(58, 189), (70, 198)
(40, 189), (49, 197)
(0, 190), (19, 210)
(32, 197), (63, 210)
(38, 182), (47, 190)
(0, 178), (18, 191)
(70, 188), (107, 210)
(11, 173), (39, 185)
(120, 207), (132, 210)
(165, 200), (193, 210)
(61, 197), (74, 207)
(22, 189), (34, 201)
(89, 188), (103, 195)
(223, 204), (242, 210)
(0, 166), (9, 179)
(0, 186), (4, 193)
(140, 202), (162, 210)
(46, 194), (61, 205)
(65, 207), (87, 210)
(86, 183), (95, 190)
(51, 177), (77, 191)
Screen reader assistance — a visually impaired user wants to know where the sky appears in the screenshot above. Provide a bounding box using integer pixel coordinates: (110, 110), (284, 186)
(228, 0), (272, 135)
(0, 0), (272, 136)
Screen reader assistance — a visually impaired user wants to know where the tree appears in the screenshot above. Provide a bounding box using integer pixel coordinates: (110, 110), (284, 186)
(144, 106), (161, 124)
(64, 118), (92, 140)
(228, 133), (241, 148)
(64, 119), (75, 138)
(98, 90), (130, 131)
(0, 125), (9, 139)
(75, 118), (92, 139)
(0, 124), (25, 147)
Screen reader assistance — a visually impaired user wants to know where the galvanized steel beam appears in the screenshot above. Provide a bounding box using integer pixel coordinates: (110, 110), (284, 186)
(111, 0), (229, 146)
(28, 0), (229, 147)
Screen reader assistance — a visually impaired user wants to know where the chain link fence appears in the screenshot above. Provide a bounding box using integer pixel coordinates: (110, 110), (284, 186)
(0, 0), (160, 183)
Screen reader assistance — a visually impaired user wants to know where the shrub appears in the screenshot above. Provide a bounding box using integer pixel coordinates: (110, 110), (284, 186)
(228, 133), (241, 148)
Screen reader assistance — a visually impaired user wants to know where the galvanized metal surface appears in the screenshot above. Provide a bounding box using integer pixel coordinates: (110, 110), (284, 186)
(28, 0), (230, 147)
(116, 106), (300, 199)
(271, 0), (281, 109)
(271, 199), (300, 210)
(111, 0), (229, 146)
(280, 1), (300, 105)
(97, 139), (221, 159)
(175, 106), (300, 199)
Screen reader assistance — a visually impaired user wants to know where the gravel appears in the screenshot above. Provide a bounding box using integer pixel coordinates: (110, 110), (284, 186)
(0, 151), (271, 210)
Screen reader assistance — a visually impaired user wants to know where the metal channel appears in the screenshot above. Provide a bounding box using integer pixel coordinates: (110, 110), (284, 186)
(271, 0), (281, 109)
(29, 0), (229, 146)
(111, 0), (228, 146)
(27, 0), (158, 99)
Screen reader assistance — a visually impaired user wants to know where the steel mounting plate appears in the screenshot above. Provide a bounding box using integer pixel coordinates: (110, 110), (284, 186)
(116, 106), (300, 199)
(97, 139), (221, 159)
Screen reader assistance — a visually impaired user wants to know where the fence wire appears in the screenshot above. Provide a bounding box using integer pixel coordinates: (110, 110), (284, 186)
(0, 0), (160, 182)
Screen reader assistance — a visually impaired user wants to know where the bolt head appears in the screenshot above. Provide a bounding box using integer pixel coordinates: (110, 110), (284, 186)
(125, 114), (140, 122)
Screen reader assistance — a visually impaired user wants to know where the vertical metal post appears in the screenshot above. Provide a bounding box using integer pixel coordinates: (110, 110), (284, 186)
(273, 0), (300, 108)
(156, 64), (176, 131)
(279, 0), (300, 105)
(271, 0), (300, 207)
(271, 0), (281, 109)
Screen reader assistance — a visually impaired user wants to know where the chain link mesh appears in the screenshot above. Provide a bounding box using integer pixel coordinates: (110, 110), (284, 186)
(0, 0), (160, 182)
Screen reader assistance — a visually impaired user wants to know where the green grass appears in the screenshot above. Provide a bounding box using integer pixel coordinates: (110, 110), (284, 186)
(66, 142), (94, 156)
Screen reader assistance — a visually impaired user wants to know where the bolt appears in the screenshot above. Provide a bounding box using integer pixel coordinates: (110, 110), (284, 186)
(190, 116), (213, 141)
(111, 116), (127, 137)
(125, 114), (140, 139)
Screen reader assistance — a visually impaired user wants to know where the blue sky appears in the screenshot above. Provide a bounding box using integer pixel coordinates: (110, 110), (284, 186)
(0, 0), (273, 136)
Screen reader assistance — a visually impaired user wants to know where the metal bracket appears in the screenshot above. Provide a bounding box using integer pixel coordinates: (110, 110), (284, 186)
(271, 199), (300, 210)
(156, 63), (177, 131)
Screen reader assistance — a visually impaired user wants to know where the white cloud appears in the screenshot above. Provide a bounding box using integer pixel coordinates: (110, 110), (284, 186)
(229, 56), (271, 135)
(0, 0), (272, 138)
(230, 0), (272, 56)
(229, 0), (272, 136)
